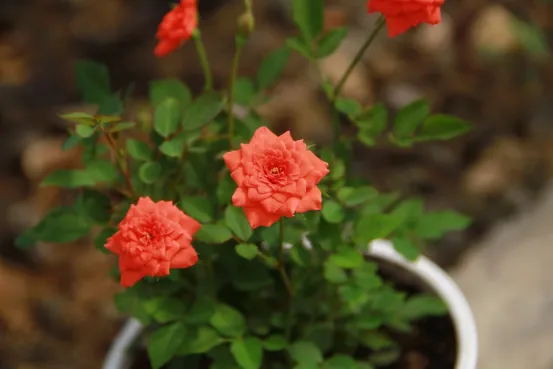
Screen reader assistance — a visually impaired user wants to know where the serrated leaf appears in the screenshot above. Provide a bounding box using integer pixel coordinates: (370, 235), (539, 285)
(354, 214), (403, 245)
(230, 337), (263, 369)
(321, 200), (345, 223)
(154, 98), (181, 138)
(139, 161), (162, 184)
(337, 187), (378, 206)
(329, 247), (363, 269)
(182, 91), (224, 131)
(256, 47), (290, 90)
(59, 112), (97, 126)
(393, 99), (429, 139)
(159, 135), (186, 157)
(263, 335), (287, 351)
(235, 243), (258, 260)
(289, 341), (323, 365)
(210, 304), (246, 337)
(415, 114), (471, 141)
(178, 196), (213, 223)
(150, 79), (192, 107)
(286, 37), (311, 58)
(316, 28), (348, 58)
(108, 121), (135, 132)
(147, 322), (188, 369)
(292, 0), (324, 41)
(195, 224), (233, 244)
(126, 139), (153, 161)
(225, 206), (252, 241)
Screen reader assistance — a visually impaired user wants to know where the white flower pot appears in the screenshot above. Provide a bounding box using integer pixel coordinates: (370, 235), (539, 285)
(102, 239), (478, 369)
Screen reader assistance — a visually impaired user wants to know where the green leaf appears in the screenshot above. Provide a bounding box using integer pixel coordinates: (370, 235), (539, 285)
(59, 112), (97, 126)
(354, 214), (403, 245)
(289, 341), (323, 365)
(391, 236), (419, 261)
(400, 295), (448, 320)
(147, 321), (187, 369)
(511, 18), (549, 58)
(292, 0), (324, 41)
(393, 99), (429, 139)
(97, 92), (124, 115)
(321, 200), (345, 224)
(143, 297), (188, 323)
(304, 323), (334, 352)
(356, 363), (375, 369)
(210, 303), (246, 337)
(415, 210), (471, 240)
(335, 98), (362, 116)
(76, 189), (111, 223)
(231, 337), (263, 369)
(159, 135), (186, 157)
(225, 206), (253, 241)
(180, 326), (223, 354)
(126, 139), (153, 161)
(186, 297), (217, 324)
(323, 355), (357, 369)
(150, 79), (192, 107)
(94, 228), (116, 253)
(355, 104), (388, 146)
(235, 243), (258, 260)
(75, 60), (111, 105)
(154, 98), (181, 138)
(178, 196), (214, 223)
(323, 261), (348, 284)
(233, 78), (257, 106)
(95, 115), (121, 125)
(195, 224), (233, 244)
(286, 37), (311, 58)
(41, 169), (96, 188)
(139, 161), (162, 184)
(85, 159), (118, 183)
(75, 124), (96, 137)
(256, 47), (290, 90)
(329, 247), (364, 269)
(108, 121), (136, 132)
(337, 186), (378, 206)
(27, 206), (92, 243)
(360, 332), (394, 350)
(316, 28), (348, 58)
(181, 91), (225, 131)
(415, 114), (471, 141)
(217, 174), (237, 204)
(263, 335), (287, 351)
(62, 135), (81, 151)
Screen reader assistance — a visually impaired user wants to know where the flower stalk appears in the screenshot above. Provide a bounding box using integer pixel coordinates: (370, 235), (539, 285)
(193, 30), (213, 91)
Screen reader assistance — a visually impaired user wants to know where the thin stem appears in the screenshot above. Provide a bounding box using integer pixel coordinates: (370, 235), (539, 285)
(104, 132), (136, 199)
(277, 218), (294, 296)
(227, 37), (244, 149)
(193, 31), (213, 91)
(333, 16), (385, 98)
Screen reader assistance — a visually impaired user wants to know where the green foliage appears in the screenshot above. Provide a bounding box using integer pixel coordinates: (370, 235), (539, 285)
(292, 0), (324, 42)
(22, 14), (474, 367)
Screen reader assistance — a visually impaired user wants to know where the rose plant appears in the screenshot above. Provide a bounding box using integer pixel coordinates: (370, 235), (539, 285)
(17, 0), (473, 368)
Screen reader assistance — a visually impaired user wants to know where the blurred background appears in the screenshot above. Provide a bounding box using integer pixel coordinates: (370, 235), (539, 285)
(1, 0), (553, 368)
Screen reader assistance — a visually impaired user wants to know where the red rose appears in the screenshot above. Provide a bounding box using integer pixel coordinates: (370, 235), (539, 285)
(154, 0), (198, 57)
(105, 197), (201, 287)
(223, 127), (330, 229)
(367, 0), (444, 37)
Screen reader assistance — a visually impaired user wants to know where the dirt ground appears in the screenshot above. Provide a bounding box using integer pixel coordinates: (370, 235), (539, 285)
(2, 0), (553, 368)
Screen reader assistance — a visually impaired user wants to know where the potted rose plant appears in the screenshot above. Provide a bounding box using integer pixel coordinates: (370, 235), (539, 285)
(17, 0), (478, 368)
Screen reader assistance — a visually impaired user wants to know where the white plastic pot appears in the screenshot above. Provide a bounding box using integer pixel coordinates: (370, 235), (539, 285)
(103, 239), (478, 369)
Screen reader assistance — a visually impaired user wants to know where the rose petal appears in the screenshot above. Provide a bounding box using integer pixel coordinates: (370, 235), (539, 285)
(243, 206), (281, 229)
(120, 270), (144, 287)
(171, 247), (198, 268)
(296, 186), (323, 213)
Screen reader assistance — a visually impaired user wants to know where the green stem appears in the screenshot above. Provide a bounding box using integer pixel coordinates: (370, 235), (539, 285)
(277, 218), (294, 296)
(333, 16), (385, 98)
(193, 31), (213, 91)
(227, 37), (244, 149)
(104, 131), (136, 199)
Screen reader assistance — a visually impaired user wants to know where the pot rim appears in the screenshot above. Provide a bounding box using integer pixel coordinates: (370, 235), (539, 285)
(103, 239), (478, 369)
(367, 239), (478, 369)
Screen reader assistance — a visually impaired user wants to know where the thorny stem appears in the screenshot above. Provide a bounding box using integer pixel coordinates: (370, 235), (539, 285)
(193, 31), (213, 91)
(104, 131), (136, 199)
(333, 16), (385, 98)
(227, 36), (244, 149)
